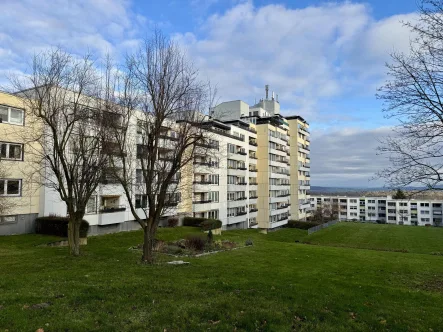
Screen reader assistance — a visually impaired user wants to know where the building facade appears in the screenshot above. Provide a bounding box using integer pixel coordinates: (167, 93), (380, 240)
(0, 87), (311, 235)
(0, 91), (41, 235)
(311, 195), (443, 226)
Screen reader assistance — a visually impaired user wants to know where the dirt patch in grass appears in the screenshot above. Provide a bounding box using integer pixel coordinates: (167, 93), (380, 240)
(418, 277), (443, 293)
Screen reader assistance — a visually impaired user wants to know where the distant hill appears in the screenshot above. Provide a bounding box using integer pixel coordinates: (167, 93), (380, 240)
(309, 186), (443, 199)
(310, 186), (387, 193)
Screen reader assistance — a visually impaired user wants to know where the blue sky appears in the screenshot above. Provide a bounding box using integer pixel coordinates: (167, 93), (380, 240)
(0, 0), (420, 186)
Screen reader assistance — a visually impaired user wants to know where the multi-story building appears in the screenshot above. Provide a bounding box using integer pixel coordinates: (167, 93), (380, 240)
(0, 91), (41, 235)
(311, 195), (443, 226)
(0, 86), (311, 235)
(211, 86), (311, 229)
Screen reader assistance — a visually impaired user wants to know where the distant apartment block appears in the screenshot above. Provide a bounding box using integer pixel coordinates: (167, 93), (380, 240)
(311, 195), (443, 226)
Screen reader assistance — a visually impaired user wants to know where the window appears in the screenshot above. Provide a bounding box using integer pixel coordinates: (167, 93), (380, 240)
(421, 210), (430, 215)
(209, 174), (219, 184)
(420, 203), (429, 207)
(0, 179), (21, 196)
(0, 106), (24, 125)
(227, 144), (236, 153)
(208, 210), (219, 219)
(0, 142), (23, 160)
(388, 216), (396, 221)
(350, 206), (357, 210)
(421, 218), (430, 222)
(350, 199), (357, 203)
(136, 169), (143, 184)
(209, 191), (219, 203)
(368, 200), (375, 204)
(399, 202), (408, 206)
(135, 194), (147, 208)
(0, 215), (18, 224)
(86, 196), (97, 214)
(227, 192), (235, 201)
(227, 208), (236, 217)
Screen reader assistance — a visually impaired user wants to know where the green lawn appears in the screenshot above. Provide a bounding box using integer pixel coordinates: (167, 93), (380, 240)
(1, 224), (443, 331)
(305, 222), (443, 254)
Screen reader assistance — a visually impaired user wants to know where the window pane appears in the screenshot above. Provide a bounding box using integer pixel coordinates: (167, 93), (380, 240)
(0, 107), (8, 122)
(86, 196), (96, 213)
(0, 144), (6, 158)
(9, 144), (22, 159)
(0, 180), (4, 194)
(9, 109), (23, 124)
(2, 215), (17, 224)
(6, 180), (20, 195)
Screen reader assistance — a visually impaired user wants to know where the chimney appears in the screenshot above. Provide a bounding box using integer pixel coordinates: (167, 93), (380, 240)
(272, 91), (275, 100)
(265, 85), (269, 99)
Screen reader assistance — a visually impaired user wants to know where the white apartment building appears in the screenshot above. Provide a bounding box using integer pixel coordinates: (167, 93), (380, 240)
(311, 195), (443, 226)
(1, 86), (311, 235)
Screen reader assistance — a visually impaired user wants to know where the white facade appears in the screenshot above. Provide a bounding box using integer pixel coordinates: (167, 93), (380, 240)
(311, 195), (443, 226)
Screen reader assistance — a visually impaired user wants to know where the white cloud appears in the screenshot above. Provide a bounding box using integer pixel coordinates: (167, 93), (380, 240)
(310, 127), (393, 186)
(174, 2), (417, 122)
(0, 0), (144, 88)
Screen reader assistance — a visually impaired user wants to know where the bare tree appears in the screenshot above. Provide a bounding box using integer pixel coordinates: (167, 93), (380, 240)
(9, 49), (110, 256)
(105, 31), (215, 263)
(377, 0), (443, 191)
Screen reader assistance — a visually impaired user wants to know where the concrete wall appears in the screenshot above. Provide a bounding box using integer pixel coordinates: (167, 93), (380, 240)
(0, 213), (38, 235)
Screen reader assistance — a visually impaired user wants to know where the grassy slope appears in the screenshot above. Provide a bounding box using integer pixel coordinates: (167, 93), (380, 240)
(305, 222), (443, 254)
(0, 226), (443, 331)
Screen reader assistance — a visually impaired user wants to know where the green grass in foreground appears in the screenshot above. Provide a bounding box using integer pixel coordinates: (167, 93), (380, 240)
(1, 224), (443, 331)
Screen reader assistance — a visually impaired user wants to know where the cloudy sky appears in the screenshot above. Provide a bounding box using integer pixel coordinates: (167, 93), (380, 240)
(0, 0), (419, 187)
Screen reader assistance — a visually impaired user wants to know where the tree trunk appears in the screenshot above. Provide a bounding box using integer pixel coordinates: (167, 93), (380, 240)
(68, 219), (81, 256)
(142, 222), (157, 264)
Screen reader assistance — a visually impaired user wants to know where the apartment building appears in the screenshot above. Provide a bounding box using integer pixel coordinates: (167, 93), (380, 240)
(311, 195), (443, 226)
(0, 91), (40, 235)
(211, 86), (311, 229)
(0, 86), (311, 235)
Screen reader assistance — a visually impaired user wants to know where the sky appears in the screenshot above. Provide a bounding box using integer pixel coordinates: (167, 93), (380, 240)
(0, 0), (420, 187)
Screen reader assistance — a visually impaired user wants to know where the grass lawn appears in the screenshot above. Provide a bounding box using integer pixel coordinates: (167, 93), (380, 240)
(305, 222), (443, 254)
(1, 224), (443, 331)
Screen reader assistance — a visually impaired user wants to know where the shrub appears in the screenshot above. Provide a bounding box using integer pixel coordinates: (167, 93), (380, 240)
(200, 219), (222, 231)
(35, 217), (89, 238)
(183, 217), (206, 227)
(376, 220), (386, 224)
(287, 220), (320, 230)
(245, 238), (253, 246)
(167, 218), (179, 228)
(185, 234), (206, 251)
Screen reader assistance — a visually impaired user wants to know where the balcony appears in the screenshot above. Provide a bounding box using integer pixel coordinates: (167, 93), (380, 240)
(249, 169), (258, 173)
(249, 208), (258, 213)
(193, 180), (213, 185)
(193, 200), (212, 204)
(227, 214), (247, 225)
(249, 140), (258, 147)
(98, 206), (126, 225)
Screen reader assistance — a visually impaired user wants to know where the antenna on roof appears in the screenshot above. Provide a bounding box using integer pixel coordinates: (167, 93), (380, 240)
(265, 85), (269, 100)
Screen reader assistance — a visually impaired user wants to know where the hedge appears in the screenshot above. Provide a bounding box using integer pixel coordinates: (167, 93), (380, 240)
(200, 219), (222, 231)
(183, 217), (207, 227)
(35, 217), (90, 238)
(287, 220), (321, 230)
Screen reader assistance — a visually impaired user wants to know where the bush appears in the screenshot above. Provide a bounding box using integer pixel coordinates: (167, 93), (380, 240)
(245, 238), (253, 246)
(35, 217), (89, 238)
(287, 220), (320, 230)
(183, 217), (206, 227)
(200, 219), (222, 231)
(167, 218), (179, 228)
(185, 234), (206, 251)
(376, 220), (386, 224)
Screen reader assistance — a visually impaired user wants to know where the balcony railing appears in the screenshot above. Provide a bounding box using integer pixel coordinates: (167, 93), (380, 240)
(193, 180), (213, 185)
(249, 208), (258, 213)
(249, 196), (258, 199)
(193, 200), (212, 204)
(236, 211), (248, 216)
(99, 206), (126, 213)
(249, 140), (258, 146)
